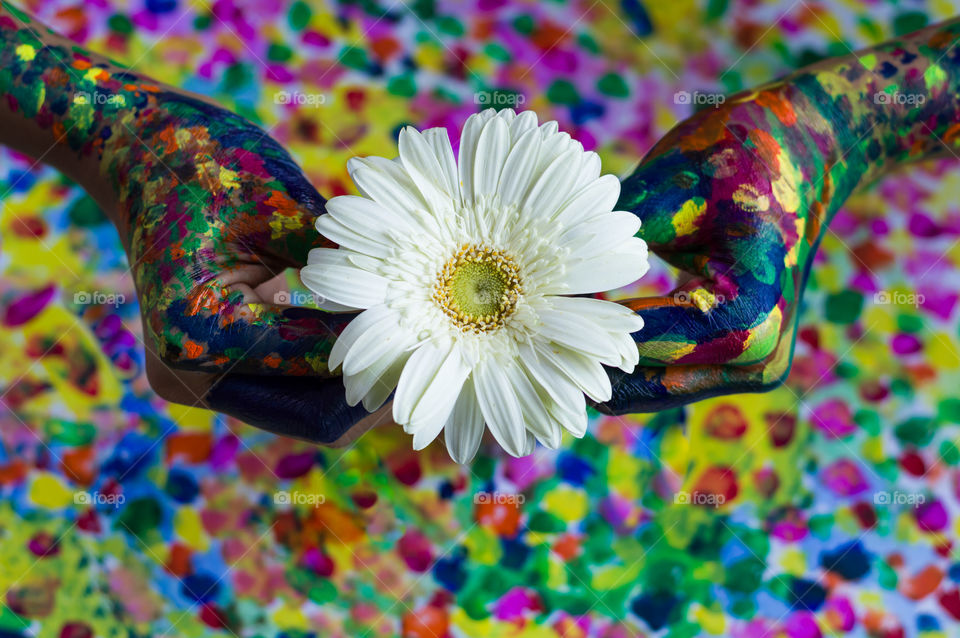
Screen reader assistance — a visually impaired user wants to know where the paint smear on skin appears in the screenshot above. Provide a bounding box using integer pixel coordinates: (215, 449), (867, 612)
(785, 215), (806, 266)
(731, 305), (783, 364)
(814, 68), (876, 120)
(690, 288), (721, 312)
(771, 149), (803, 214)
(671, 197), (707, 236)
(637, 339), (697, 362)
(14, 43), (34, 61)
(924, 63), (948, 91)
(732, 184), (770, 213)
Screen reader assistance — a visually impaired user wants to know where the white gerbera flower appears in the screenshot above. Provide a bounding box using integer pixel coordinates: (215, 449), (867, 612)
(301, 108), (649, 463)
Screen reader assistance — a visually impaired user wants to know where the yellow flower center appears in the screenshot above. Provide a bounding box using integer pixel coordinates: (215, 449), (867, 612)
(433, 244), (522, 333)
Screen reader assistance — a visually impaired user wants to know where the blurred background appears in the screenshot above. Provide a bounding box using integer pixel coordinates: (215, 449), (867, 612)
(2, 0), (959, 636)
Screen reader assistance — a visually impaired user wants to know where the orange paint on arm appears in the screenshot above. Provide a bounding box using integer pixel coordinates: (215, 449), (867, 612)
(264, 190), (299, 215)
(676, 114), (731, 152)
(747, 128), (783, 172)
(183, 340), (204, 359)
(943, 122), (960, 145)
(47, 66), (70, 88)
(620, 295), (695, 312)
(755, 90), (797, 126)
(188, 286), (224, 316)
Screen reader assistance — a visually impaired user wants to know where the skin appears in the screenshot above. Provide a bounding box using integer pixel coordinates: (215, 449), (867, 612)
(606, 17), (960, 414)
(0, 0), (388, 444)
(1, 1), (959, 442)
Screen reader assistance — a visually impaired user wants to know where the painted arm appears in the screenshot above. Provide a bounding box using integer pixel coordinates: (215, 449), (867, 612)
(0, 1), (381, 443)
(604, 17), (960, 413)
(3, 1), (958, 437)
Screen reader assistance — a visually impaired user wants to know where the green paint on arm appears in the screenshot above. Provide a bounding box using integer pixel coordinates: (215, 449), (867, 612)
(924, 64), (948, 91)
(0, 0), (31, 23)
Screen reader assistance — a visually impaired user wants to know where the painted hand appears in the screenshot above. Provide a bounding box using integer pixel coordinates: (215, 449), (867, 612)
(0, 2), (387, 444)
(105, 92), (387, 444)
(602, 98), (808, 414)
(606, 13), (960, 413)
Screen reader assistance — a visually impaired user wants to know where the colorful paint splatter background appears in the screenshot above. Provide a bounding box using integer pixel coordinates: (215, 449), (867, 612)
(3, 0), (960, 636)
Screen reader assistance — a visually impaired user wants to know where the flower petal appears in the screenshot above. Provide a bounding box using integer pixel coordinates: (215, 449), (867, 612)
(408, 352), (470, 445)
(399, 126), (456, 214)
(551, 175), (621, 228)
(314, 298), (361, 312)
(315, 215), (392, 259)
(348, 157), (426, 215)
(497, 127), (541, 208)
(300, 263), (388, 310)
(523, 149), (581, 218)
(518, 343), (586, 415)
(537, 306), (623, 363)
(546, 398), (588, 438)
(444, 377), (485, 464)
(342, 311), (406, 376)
(539, 120), (559, 137)
(474, 358), (527, 457)
(361, 354), (407, 412)
(327, 195), (412, 241)
(562, 211), (640, 255)
(458, 110), (497, 205)
(344, 331), (411, 406)
(557, 238), (649, 294)
(473, 115), (511, 200)
(548, 296), (645, 334)
(393, 341), (469, 436)
(505, 362), (562, 449)
(510, 110), (539, 138)
(326, 304), (396, 372)
(573, 151), (602, 190)
(532, 340), (612, 403)
(423, 127), (461, 204)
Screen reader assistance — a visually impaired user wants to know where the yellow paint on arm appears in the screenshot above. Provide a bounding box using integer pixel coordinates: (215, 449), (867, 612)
(925, 64), (948, 91)
(671, 197), (707, 236)
(15, 44), (36, 61)
(690, 288), (721, 312)
(784, 216), (805, 267)
(731, 305), (783, 364)
(637, 339), (697, 363)
(219, 166), (241, 190)
(772, 149), (802, 214)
